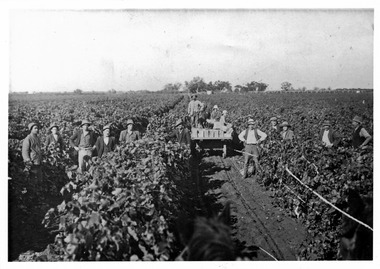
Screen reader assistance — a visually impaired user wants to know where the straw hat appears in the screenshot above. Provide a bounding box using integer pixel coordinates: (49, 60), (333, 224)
(247, 119), (257, 125)
(280, 121), (290, 127)
(213, 105), (219, 109)
(126, 119), (134, 125)
(103, 124), (111, 131)
(49, 122), (59, 130)
(175, 119), (183, 127)
(222, 110), (227, 114)
(322, 120), (331, 127)
(80, 120), (91, 127)
(28, 122), (38, 131)
(270, 117), (277, 122)
(352, 116), (362, 124)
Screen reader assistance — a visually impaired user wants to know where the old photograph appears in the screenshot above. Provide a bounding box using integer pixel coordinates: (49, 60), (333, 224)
(4, 5), (375, 264)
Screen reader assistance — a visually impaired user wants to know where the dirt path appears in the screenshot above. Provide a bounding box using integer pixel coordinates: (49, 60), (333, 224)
(194, 152), (307, 260)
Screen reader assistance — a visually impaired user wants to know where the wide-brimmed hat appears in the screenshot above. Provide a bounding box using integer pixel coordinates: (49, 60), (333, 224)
(270, 117), (277, 121)
(49, 123), (59, 130)
(247, 119), (257, 125)
(80, 120), (91, 127)
(103, 124), (111, 131)
(28, 122), (38, 131)
(281, 121), (290, 127)
(175, 119), (183, 127)
(352, 116), (362, 124)
(213, 105), (218, 109)
(126, 119), (134, 125)
(322, 120), (331, 127)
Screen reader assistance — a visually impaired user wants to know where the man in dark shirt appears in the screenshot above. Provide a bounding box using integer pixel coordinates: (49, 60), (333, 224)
(352, 116), (372, 149)
(119, 119), (140, 144)
(94, 124), (116, 157)
(69, 120), (97, 173)
(166, 119), (191, 145)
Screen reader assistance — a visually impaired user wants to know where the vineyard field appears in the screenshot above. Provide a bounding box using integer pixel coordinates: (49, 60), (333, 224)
(8, 91), (373, 261)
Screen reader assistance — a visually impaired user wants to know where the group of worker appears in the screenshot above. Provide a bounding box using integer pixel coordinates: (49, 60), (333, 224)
(21, 96), (372, 183)
(21, 119), (141, 182)
(238, 115), (372, 178)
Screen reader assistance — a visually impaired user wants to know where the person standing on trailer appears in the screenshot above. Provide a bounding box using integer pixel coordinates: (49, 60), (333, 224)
(119, 119), (140, 143)
(69, 120), (97, 173)
(45, 122), (64, 152)
(351, 116), (372, 149)
(188, 94), (203, 127)
(319, 120), (340, 148)
(22, 122), (43, 183)
(280, 121), (294, 141)
(166, 119), (191, 145)
(238, 119), (267, 178)
(94, 124), (116, 158)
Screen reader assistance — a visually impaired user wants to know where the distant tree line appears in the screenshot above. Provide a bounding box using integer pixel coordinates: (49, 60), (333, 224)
(162, 76), (268, 93)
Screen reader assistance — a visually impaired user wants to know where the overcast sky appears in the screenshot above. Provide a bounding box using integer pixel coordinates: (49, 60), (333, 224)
(9, 9), (373, 92)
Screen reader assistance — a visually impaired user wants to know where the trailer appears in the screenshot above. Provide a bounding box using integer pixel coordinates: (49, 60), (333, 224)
(191, 128), (233, 158)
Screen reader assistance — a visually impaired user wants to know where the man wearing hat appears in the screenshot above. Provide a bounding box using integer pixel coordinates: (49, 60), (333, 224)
(318, 120), (340, 148)
(270, 117), (281, 132)
(45, 122), (64, 152)
(119, 119), (140, 143)
(280, 121), (294, 141)
(238, 119), (267, 178)
(69, 120), (97, 173)
(94, 124), (116, 157)
(22, 122), (43, 182)
(166, 119), (191, 145)
(188, 94), (203, 127)
(352, 116), (372, 149)
(210, 105), (221, 121)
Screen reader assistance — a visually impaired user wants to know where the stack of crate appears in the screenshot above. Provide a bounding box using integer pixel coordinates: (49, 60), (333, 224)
(192, 128), (224, 139)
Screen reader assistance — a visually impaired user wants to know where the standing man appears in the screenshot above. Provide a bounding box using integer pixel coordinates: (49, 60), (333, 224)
(188, 94), (203, 127)
(119, 119), (140, 143)
(352, 116), (372, 149)
(280, 121), (294, 141)
(166, 119), (191, 145)
(319, 120), (340, 148)
(22, 122), (43, 182)
(94, 124), (116, 157)
(69, 120), (97, 173)
(45, 122), (64, 152)
(238, 119), (267, 178)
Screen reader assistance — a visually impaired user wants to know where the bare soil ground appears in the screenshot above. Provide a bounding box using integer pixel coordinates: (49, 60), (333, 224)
(192, 150), (307, 260)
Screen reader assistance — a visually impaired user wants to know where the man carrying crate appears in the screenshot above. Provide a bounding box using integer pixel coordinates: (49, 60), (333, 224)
(238, 119), (267, 178)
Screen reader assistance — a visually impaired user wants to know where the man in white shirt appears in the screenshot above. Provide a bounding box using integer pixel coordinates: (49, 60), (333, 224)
(238, 119), (267, 178)
(318, 120), (340, 148)
(188, 94), (203, 127)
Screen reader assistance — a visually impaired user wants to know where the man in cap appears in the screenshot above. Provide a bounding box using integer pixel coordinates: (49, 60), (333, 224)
(45, 122), (64, 152)
(166, 119), (191, 145)
(94, 124), (116, 157)
(280, 121), (294, 141)
(238, 119), (267, 178)
(22, 122), (43, 182)
(318, 120), (340, 148)
(188, 94), (203, 127)
(119, 119), (140, 143)
(352, 116), (372, 149)
(69, 119), (97, 173)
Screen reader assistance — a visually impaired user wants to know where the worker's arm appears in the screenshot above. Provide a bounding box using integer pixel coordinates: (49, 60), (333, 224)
(22, 136), (31, 162)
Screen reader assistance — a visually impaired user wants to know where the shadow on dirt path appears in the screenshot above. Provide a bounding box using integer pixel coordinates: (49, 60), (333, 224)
(194, 151), (307, 260)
